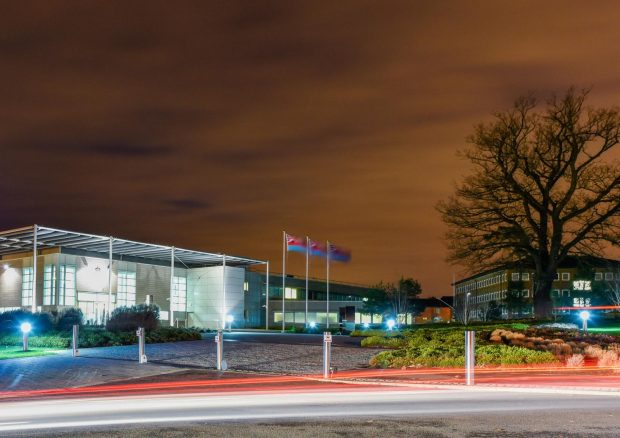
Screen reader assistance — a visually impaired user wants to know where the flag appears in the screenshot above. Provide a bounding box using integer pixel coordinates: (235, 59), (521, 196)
(286, 234), (306, 253)
(328, 243), (351, 263)
(309, 239), (327, 257)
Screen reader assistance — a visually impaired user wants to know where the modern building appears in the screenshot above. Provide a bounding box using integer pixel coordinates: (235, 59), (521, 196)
(0, 225), (381, 329)
(453, 256), (620, 321)
(413, 296), (453, 324)
(0, 225), (267, 329)
(245, 272), (381, 328)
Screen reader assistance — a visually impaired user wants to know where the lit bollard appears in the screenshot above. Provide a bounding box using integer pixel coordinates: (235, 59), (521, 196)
(136, 327), (147, 364)
(215, 330), (227, 371)
(72, 324), (79, 357)
(323, 331), (332, 379)
(465, 330), (475, 386)
(21, 322), (31, 352)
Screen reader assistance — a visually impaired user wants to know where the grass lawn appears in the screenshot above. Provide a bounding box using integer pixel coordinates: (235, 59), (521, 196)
(0, 346), (60, 360)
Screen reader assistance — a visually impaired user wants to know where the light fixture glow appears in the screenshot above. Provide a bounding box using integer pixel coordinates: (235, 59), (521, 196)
(226, 315), (234, 323)
(386, 319), (395, 330)
(309, 321), (316, 329)
(579, 310), (590, 321)
(20, 322), (32, 334)
(363, 322), (370, 329)
(2, 264), (8, 271)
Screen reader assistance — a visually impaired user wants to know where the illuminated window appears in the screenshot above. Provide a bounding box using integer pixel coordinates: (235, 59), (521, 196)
(522, 289), (529, 298)
(21, 267), (33, 306)
(284, 287), (297, 299)
(573, 280), (591, 291)
(605, 272), (614, 281)
(561, 272), (570, 281)
(43, 265), (56, 305)
(594, 272), (603, 281)
(117, 271), (136, 307)
(522, 273), (530, 281)
(59, 265), (76, 306)
(554, 272), (560, 281)
(511, 273), (519, 281)
(243, 281), (249, 292)
(171, 276), (187, 312)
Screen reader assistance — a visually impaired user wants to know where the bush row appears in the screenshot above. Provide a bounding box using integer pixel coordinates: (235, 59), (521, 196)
(0, 327), (201, 349)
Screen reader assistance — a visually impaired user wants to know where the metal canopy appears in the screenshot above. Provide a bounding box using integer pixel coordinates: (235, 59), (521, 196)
(0, 225), (266, 268)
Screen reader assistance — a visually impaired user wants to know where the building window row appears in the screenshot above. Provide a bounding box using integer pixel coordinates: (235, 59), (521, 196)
(171, 275), (187, 312)
(117, 270), (136, 307)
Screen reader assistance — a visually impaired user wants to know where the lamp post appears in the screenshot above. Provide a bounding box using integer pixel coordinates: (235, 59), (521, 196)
(579, 310), (590, 334)
(21, 322), (32, 352)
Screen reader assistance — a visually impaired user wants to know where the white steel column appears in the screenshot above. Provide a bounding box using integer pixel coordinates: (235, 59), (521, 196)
(282, 231), (286, 333)
(170, 246), (175, 327)
(265, 261), (270, 330)
(222, 254), (227, 330)
(305, 236), (309, 327)
(108, 237), (113, 320)
(326, 241), (330, 329)
(32, 225), (38, 313)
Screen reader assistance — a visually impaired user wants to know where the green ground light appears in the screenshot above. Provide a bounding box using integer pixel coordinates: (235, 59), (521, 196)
(589, 327), (620, 333)
(0, 347), (59, 360)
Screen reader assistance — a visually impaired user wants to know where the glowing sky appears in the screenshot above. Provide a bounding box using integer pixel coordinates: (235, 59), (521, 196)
(2, 1), (620, 295)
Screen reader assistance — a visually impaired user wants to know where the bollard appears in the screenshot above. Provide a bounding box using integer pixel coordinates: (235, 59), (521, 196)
(323, 331), (332, 379)
(72, 324), (79, 357)
(136, 327), (147, 364)
(465, 330), (475, 386)
(215, 329), (227, 371)
(22, 332), (28, 352)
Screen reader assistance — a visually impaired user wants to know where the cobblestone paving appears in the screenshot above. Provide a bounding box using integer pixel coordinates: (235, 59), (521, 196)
(0, 339), (382, 392)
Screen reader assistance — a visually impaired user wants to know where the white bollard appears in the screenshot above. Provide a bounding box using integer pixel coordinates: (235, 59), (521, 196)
(465, 330), (475, 386)
(215, 330), (227, 371)
(323, 331), (332, 379)
(72, 325), (79, 357)
(137, 327), (147, 364)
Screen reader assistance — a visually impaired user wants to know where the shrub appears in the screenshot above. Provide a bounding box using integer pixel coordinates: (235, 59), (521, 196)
(0, 309), (54, 334)
(350, 329), (401, 338)
(476, 345), (558, 366)
(106, 304), (159, 332)
(597, 350), (620, 368)
(56, 308), (84, 331)
(0, 334), (71, 349)
(361, 336), (404, 348)
(566, 354), (585, 368)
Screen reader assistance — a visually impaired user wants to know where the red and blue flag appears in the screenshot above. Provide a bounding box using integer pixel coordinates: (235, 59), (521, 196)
(309, 239), (327, 257)
(286, 234), (306, 253)
(328, 243), (351, 263)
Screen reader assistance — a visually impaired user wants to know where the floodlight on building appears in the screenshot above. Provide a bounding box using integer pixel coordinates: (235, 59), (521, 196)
(387, 319), (395, 331)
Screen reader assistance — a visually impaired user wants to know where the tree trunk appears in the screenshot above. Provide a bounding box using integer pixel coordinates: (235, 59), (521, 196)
(534, 275), (554, 319)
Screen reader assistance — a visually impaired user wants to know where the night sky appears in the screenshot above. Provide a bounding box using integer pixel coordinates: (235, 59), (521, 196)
(2, 1), (620, 295)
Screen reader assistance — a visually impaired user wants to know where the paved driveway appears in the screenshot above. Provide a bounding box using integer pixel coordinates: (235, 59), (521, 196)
(0, 333), (382, 392)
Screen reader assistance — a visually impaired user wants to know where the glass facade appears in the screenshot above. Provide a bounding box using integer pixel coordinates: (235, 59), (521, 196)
(21, 267), (33, 306)
(171, 275), (187, 312)
(117, 271), (136, 306)
(59, 265), (76, 306)
(43, 265), (56, 305)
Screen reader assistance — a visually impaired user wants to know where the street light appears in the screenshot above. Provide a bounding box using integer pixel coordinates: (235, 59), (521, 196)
(579, 310), (590, 334)
(21, 322), (32, 352)
(387, 319), (395, 331)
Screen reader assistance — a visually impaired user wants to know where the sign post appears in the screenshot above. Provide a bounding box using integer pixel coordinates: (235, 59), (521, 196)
(136, 327), (147, 364)
(323, 331), (332, 379)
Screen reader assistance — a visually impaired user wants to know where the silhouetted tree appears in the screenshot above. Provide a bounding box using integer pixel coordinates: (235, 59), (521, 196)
(438, 89), (620, 318)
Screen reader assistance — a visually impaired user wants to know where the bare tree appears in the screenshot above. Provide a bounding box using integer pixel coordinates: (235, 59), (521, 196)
(438, 89), (620, 318)
(376, 277), (422, 326)
(604, 272), (620, 307)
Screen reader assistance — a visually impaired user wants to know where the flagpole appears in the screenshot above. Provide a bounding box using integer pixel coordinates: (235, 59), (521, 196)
(305, 236), (309, 328)
(326, 240), (330, 329)
(282, 231), (286, 333)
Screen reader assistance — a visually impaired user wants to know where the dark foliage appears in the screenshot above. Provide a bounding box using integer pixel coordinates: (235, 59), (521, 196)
(106, 304), (160, 332)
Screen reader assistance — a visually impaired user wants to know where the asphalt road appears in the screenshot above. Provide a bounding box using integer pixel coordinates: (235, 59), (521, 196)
(1, 386), (619, 437)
